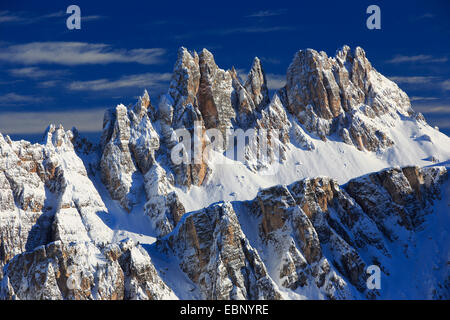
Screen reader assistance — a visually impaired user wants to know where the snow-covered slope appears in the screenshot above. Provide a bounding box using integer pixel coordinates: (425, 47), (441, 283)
(0, 45), (449, 300)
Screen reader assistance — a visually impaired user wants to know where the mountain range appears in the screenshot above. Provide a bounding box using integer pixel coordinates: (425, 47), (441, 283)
(0, 45), (448, 300)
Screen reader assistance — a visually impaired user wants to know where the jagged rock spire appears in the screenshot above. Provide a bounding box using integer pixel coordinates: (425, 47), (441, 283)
(169, 47), (200, 110)
(0, 45), (449, 301)
(244, 57), (270, 110)
(285, 45), (410, 149)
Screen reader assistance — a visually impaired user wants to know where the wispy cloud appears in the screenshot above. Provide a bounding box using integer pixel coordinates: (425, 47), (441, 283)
(0, 93), (51, 106)
(68, 73), (172, 91)
(175, 25), (293, 39)
(246, 9), (287, 18)
(8, 67), (68, 79)
(0, 109), (105, 134)
(233, 69), (285, 90)
(80, 15), (104, 22)
(432, 119), (450, 130)
(0, 10), (64, 25)
(233, 68), (246, 82)
(215, 26), (293, 35)
(411, 102), (450, 130)
(37, 80), (62, 88)
(0, 10), (104, 25)
(386, 54), (447, 64)
(390, 76), (450, 92)
(441, 80), (450, 91)
(412, 104), (450, 114)
(0, 42), (165, 65)
(260, 57), (281, 64)
(0, 11), (25, 23)
(389, 76), (437, 84)
(266, 73), (286, 90)
(410, 96), (440, 102)
(415, 13), (435, 20)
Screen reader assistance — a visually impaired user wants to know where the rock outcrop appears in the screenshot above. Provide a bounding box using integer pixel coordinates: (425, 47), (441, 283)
(100, 93), (160, 211)
(151, 165), (447, 300)
(0, 123), (448, 299)
(0, 125), (175, 300)
(96, 45), (440, 218)
(1, 239), (175, 300)
(284, 46), (411, 150)
(162, 202), (282, 300)
(1, 45), (449, 300)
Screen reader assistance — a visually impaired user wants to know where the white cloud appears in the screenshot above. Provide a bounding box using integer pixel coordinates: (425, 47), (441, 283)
(431, 119), (450, 130)
(82, 15), (104, 22)
(217, 26), (293, 35)
(412, 104), (450, 114)
(68, 73), (172, 91)
(0, 10), (64, 24)
(8, 67), (68, 79)
(176, 26), (293, 39)
(37, 80), (61, 88)
(266, 73), (285, 90)
(386, 54), (447, 64)
(441, 80), (450, 91)
(390, 76), (450, 92)
(389, 76), (437, 84)
(0, 11), (25, 23)
(246, 9), (286, 18)
(416, 13), (435, 20)
(0, 42), (165, 65)
(0, 93), (51, 105)
(0, 109), (105, 134)
(234, 68), (248, 82)
(410, 96), (439, 102)
(0, 10), (104, 25)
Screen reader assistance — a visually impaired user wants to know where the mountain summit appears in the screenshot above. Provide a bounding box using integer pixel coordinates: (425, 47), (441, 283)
(0, 46), (449, 300)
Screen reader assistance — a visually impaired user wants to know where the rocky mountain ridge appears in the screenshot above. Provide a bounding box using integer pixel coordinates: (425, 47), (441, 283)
(0, 45), (449, 299)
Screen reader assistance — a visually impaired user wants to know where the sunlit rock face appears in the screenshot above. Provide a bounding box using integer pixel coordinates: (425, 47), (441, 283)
(284, 46), (414, 150)
(98, 45), (430, 209)
(1, 239), (176, 300)
(155, 165), (447, 300)
(1, 45), (449, 300)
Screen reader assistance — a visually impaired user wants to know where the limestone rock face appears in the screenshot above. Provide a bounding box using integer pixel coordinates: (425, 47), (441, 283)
(148, 165), (447, 300)
(286, 49), (344, 121)
(0, 125), (178, 300)
(168, 47), (201, 112)
(162, 47), (277, 186)
(163, 202), (283, 300)
(345, 166), (447, 242)
(100, 96), (159, 212)
(230, 67), (257, 128)
(0, 134), (49, 274)
(255, 94), (291, 162)
(1, 239), (175, 300)
(0, 147), (447, 299)
(244, 57), (270, 111)
(1, 45), (449, 300)
(252, 181), (362, 298)
(0, 125), (85, 275)
(284, 46), (411, 150)
(143, 164), (185, 237)
(0, 125), (109, 282)
(197, 49), (236, 136)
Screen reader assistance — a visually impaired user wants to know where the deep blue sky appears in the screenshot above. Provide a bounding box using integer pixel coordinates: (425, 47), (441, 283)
(0, 0), (449, 141)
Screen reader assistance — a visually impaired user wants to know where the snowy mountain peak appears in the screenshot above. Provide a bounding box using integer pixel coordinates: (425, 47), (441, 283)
(90, 45), (450, 216)
(0, 46), (449, 300)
